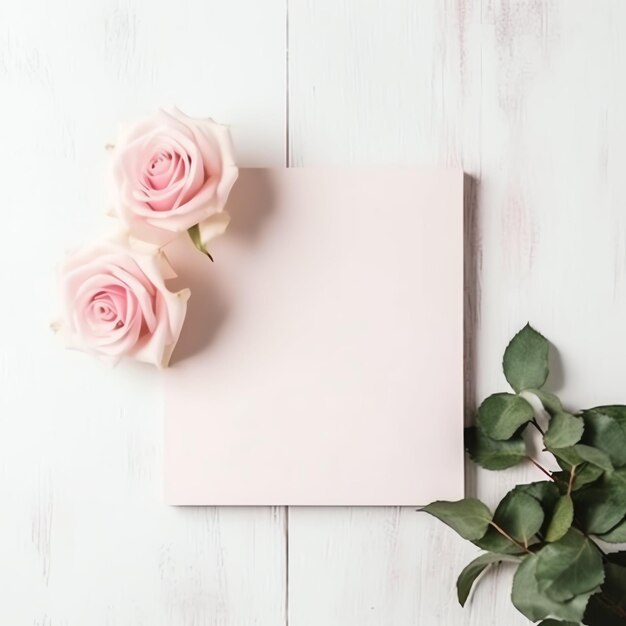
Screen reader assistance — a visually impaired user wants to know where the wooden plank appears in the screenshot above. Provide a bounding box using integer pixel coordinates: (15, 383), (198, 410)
(0, 0), (287, 624)
(288, 0), (625, 624)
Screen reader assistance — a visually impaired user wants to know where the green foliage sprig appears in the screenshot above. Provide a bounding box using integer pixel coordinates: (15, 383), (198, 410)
(423, 324), (626, 625)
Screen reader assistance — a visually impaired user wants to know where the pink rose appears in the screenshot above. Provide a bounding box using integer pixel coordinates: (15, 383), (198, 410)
(58, 239), (190, 368)
(112, 108), (238, 248)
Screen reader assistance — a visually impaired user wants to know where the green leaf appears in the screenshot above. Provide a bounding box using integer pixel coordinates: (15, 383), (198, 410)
(552, 447), (582, 468)
(535, 529), (605, 602)
(474, 481), (559, 554)
(583, 554), (626, 625)
(421, 499), (492, 541)
(187, 223), (214, 261)
(544, 412), (585, 449)
(552, 445), (613, 473)
(474, 483), (556, 555)
(545, 495), (574, 542)
(474, 526), (525, 555)
(573, 464), (605, 490)
(503, 323), (550, 392)
(538, 621), (579, 626)
(584, 594), (626, 626)
(465, 427), (527, 470)
(603, 556), (626, 609)
(515, 480), (560, 507)
(475, 488), (544, 554)
(599, 517), (626, 543)
(553, 464), (604, 492)
(494, 490), (545, 545)
(515, 481), (561, 535)
(581, 409), (626, 468)
(575, 488), (626, 535)
(530, 389), (564, 416)
(512, 553), (596, 622)
(477, 393), (535, 441)
(456, 553), (518, 606)
(574, 469), (626, 534)
(591, 405), (626, 424)
(575, 444), (614, 472)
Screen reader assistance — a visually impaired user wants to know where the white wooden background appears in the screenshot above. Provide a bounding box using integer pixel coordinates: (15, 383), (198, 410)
(1, 0), (625, 624)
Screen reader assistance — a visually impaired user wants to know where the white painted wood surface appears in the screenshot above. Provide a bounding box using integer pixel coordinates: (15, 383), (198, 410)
(1, 0), (624, 624)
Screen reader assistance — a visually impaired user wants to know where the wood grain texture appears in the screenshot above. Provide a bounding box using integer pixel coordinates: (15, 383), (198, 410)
(0, 0), (286, 625)
(2, 0), (626, 624)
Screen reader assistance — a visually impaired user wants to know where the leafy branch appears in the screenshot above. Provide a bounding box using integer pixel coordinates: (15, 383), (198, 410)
(422, 324), (626, 625)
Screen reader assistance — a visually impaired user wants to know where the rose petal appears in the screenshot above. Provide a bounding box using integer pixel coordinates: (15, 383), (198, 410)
(57, 240), (188, 367)
(198, 211), (231, 246)
(111, 108), (238, 245)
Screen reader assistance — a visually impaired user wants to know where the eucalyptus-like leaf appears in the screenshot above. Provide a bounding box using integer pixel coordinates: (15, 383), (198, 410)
(503, 323), (550, 392)
(474, 488), (544, 554)
(456, 553), (518, 606)
(575, 444), (614, 472)
(591, 405), (626, 424)
(465, 427), (527, 470)
(575, 488), (626, 536)
(494, 491), (545, 546)
(552, 445), (613, 473)
(514, 481), (561, 535)
(544, 412), (584, 449)
(603, 555), (626, 610)
(515, 481), (560, 508)
(574, 468), (626, 534)
(584, 594), (626, 626)
(512, 553), (596, 622)
(545, 495), (574, 542)
(552, 447), (583, 468)
(583, 554), (626, 625)
(599, 517), (626, 543)
(474, 526), (525, 555)
(581, 409), (626, 468)
(422, 499), (492, 541)
(475, 482), (561, 555)
(529, 389), (564, 416)
(535, 529), (604, 602)
(571, 463), (604, 491)
(477, 393), (534, 441)
(553, 464), (604, 492)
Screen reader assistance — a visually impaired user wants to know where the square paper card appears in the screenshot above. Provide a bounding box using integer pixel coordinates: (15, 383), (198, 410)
(164, 168), (464, 505)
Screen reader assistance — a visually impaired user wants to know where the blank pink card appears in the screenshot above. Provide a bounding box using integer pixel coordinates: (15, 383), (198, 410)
(163, 168), (464, 505)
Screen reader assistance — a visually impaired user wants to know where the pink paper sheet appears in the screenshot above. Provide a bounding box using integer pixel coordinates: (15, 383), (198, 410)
(164, 168), (464, 505)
